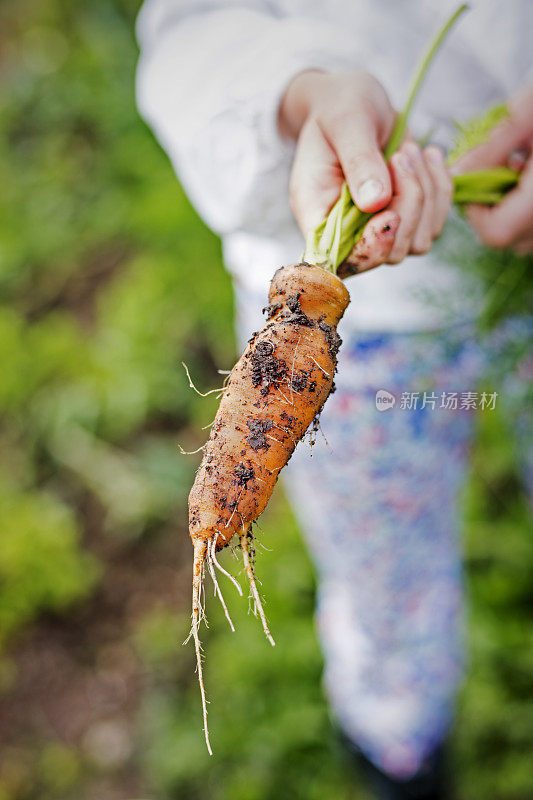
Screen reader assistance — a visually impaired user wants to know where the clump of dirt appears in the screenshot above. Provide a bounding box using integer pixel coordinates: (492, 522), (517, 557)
(285, 293), (312, 327)
(267, 292), (341, 362)
(246, 417), (274, 451)
(318, 318), (342, 359)
(250, 341), (287, 396)
(308, 413), (322, 447)
(280, 411), (296, 427)
(262, 301), (283, 319)
(234, 463), (255, 485)
(291, 371), (309, 392)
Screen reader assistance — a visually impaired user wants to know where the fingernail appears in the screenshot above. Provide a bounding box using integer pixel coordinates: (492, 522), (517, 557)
(357, 179), (383, 208)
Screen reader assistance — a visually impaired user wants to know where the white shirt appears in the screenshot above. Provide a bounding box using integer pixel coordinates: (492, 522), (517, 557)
(136, 0), (532, 338)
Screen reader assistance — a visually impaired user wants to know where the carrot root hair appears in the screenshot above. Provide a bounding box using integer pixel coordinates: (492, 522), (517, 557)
(186, 526), (276, 754)
(178, 443), (205, 455)
(240, 526), (275, 647)
(188, 540), (212, 756)
(211, 535), (243, 596)
(182, 361), (226, 398)
(206, 535), (236, 632)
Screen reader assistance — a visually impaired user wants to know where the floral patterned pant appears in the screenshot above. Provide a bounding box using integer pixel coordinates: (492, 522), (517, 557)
(278, 318), (533, 780)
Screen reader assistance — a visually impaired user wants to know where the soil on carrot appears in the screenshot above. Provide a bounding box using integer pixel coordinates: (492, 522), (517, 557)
(285, 294), (313, 327)
(249, 341), (288, 396)
(267, 286), (342, 361)
(318, 320), (342, 359)
(246, 417), (274, 451)
(234, 463), (256, 485)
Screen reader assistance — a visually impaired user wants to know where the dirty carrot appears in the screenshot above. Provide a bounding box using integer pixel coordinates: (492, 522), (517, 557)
(187, 263), (349, 753)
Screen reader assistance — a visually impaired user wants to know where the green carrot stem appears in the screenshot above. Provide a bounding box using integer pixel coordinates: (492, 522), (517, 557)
(453, 189), (506, 205)
(303, 3), (469, 273)
(452, 166), (519, 205)
(452, 166), (518, 192)
(384, 4), (469, 159)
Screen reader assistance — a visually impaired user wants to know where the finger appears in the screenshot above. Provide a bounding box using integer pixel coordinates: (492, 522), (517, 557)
(466, 155), (533, 249)
(338, 211), (400, 276)
(508, 146), (530, 172)
(322, 106), (393, 212)
(513, 237), (533, 256)
(386, 149), (424, 264)
(423, 145), (454, 236)
(403, 141), (436, 254)
(289, 118), (344, 234)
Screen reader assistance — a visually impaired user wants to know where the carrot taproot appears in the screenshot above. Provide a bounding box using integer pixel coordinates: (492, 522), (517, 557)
(187, 262), (349, 753)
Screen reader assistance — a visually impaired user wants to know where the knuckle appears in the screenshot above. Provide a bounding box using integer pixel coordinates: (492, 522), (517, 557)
(411, 237), (431, 255)
(402, 173), (423, 205)
(344, 149), (381, 175)
(411, 178), (424, 204)
(481, 225), (512, 249)
(432, 219), (446, 239)
(321, 107), (350, 133)
(440, 173), (454, 203)
(347, 71), (382, 103)
(403, 212), (421, 239)
(386, 247), (408, 265)
(352, 68), (374, 86)
(419, 171), (433, 194)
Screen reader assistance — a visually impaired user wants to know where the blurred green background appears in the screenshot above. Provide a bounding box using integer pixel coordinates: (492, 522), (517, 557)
(0, 1), (532, 799)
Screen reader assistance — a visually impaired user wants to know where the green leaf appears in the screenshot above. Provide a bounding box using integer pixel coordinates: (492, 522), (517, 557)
(448, 103), (509, 164)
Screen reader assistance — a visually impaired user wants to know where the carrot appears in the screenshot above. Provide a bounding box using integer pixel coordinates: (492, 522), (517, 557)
(187, 262), (349, 753)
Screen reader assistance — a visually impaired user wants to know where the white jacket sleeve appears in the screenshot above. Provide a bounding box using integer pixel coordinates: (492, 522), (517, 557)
(135, 0), (359, 237)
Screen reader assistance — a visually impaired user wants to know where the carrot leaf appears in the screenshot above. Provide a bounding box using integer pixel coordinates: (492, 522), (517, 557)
(447, 102), (509, 164)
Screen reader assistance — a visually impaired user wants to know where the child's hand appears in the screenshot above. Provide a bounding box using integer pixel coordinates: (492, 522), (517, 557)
(278, 70), (453, 273)
(452, 84), (533, 255)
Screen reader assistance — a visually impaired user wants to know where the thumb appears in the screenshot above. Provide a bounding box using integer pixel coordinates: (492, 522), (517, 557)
(325, 109), (393, 212)
(289, 117), (346, 234)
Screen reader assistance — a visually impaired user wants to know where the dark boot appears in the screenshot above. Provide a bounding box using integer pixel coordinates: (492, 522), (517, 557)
(338, 730), (451, 800)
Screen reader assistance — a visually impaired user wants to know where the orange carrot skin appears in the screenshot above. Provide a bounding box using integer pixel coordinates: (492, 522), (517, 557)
(188, 262), (350, 550)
